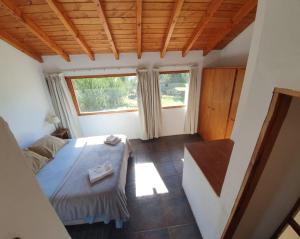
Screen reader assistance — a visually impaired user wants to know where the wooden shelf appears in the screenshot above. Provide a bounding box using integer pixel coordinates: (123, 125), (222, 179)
(185, 139), (234, 196)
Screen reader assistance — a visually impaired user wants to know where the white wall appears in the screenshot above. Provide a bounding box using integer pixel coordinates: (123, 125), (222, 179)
(0, 40), (54, 147)
(183, 147), (226, 239)
(42, 51), (203, 138)
(204, 23), (254, 67)
(233, 97), (300, 239)
(78, 107), (186, 139)
(42, 51), (203, 73)
(192, 0), (300, 238)
(0, 117), (70, 239)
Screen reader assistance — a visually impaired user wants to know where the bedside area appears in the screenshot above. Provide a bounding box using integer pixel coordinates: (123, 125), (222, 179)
(182, 139), (234, 239)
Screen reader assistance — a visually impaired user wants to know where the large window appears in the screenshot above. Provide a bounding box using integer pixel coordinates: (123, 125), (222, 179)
(67, 71), (190, 115)
(66, 74), (138, 115)
(159, 71), (189, 108)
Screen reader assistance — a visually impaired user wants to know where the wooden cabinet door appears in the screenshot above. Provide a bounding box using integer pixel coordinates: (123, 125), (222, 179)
(198, 69), (214, 139)
(208, 68), (236, 140)
(198, 68), (236, 140)
(225, 68), (245, 138)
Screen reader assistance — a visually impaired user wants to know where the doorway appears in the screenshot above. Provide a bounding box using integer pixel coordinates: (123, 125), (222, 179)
(222, 88), (300, 239)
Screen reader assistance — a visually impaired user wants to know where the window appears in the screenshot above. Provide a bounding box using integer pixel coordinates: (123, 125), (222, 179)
(67, 71), (190, 115)
(66, 74), (138, 115)
(159, 71), (189, 108)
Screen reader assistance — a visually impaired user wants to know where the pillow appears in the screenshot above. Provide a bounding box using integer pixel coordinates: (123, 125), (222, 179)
(28, 135), (67, 159)
(23, 149), (49, 174)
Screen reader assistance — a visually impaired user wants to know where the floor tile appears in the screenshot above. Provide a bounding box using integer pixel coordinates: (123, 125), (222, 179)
(155, 161), (178, 178)
(172, 160), (183, 174)
(162, 194), (195, 226)
(149, 151), (173, 164)
(162, 175), (183, 194)
(126, 197), (168, 232)
(170, 149), (184, 161)
(134, 228), (170, 239)
(152, 143), (169, 153)
(168, 223), (202, 239)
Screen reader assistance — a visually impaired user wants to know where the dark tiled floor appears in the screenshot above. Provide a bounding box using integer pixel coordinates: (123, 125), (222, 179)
(66, 134), (203, 239)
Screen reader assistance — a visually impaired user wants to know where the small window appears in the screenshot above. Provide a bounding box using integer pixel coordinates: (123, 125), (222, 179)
(66, 74), (138, 115)
(159, 71), (189, 108)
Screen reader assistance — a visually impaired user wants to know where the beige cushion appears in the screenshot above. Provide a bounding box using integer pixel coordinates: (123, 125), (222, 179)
(28, 135), (67, 159)
(23, 149), (49, 174)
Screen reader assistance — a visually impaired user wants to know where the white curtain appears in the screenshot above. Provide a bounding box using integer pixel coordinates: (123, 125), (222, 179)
(46, 73), (82, 138)
(136, 68), (162, 140)
(184, 66), (201, 134)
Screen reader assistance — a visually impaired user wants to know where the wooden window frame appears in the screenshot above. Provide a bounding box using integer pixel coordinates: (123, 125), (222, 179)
(65, 73), (138, 116)
(159, 70), (190, 109)
(66, 70), (190, 116)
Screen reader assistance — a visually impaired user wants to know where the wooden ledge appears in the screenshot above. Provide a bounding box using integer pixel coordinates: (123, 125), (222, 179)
(185, 139), (234, 196)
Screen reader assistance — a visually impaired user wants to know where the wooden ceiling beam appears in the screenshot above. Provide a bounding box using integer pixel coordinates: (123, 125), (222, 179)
(0, 0), (70, 61)
(204, 0), (257, 56)
(46, 0), (95, 60)
(0, 30), (43, 62)
(136, 0), (142, 59)
(182, 0), (224, 57)
(93, 0), (119, 60)
(161, 0), (184, 58)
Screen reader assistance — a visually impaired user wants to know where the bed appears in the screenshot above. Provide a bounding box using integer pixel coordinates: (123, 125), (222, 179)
(36, 135), (130, 228)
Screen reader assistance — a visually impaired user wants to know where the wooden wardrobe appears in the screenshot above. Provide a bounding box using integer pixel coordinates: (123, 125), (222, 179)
(198, 67), (245, 141)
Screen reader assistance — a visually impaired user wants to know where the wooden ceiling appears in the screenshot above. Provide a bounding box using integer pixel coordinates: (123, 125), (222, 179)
(0, 0), (257, 62)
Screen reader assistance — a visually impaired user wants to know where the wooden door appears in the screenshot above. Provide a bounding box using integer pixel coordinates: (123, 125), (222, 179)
(209, 68), (236, 140)
(198, 69), (214, 139)
(198, 68), (236, 140)
(225, 68), (245, 138)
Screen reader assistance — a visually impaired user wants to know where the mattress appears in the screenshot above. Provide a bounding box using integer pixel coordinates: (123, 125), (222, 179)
(36, 135), (130, 228)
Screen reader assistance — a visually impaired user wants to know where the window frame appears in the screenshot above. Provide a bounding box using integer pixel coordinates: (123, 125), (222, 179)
(65, 73), (138, 116)
(65, 70), (189, 116)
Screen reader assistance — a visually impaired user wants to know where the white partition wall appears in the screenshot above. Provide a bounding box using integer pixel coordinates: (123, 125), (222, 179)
(182, 148), (224, 239)
(0, 118), (70, 239)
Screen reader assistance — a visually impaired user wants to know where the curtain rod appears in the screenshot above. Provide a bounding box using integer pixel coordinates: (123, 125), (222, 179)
(61, 66), (136, 73)
(59, 63), (197, 74)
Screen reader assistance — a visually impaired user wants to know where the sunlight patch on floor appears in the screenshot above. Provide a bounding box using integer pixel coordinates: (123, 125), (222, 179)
(135, 162), (169, 197)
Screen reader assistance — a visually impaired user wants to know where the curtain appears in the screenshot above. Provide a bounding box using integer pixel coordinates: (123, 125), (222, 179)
(184, 66), (201, 134)
(136, 68), (162, 140)
(46, 73), (82, 138)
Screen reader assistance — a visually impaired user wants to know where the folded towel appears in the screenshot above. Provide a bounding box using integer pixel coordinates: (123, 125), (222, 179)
(105, 138), (121, 145)
(105, 135), (121, 145)
(88, 164), (113, 184)
(106, 135), (118, 142)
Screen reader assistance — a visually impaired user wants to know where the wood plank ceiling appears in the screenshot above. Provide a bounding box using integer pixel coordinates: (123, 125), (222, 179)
(0, 0), (257, 62)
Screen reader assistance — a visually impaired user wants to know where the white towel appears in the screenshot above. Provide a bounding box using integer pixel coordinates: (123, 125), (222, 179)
(88, 164), (113, 184)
